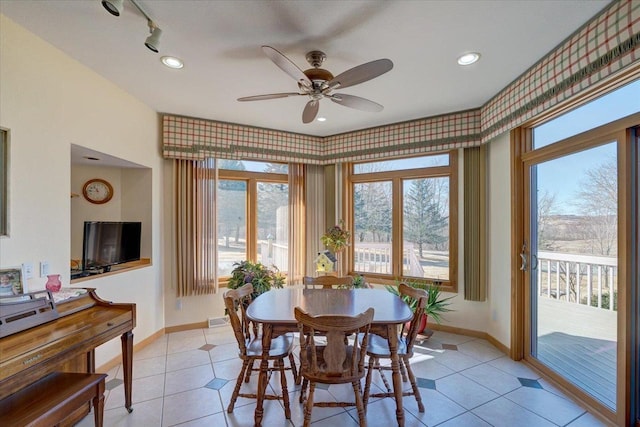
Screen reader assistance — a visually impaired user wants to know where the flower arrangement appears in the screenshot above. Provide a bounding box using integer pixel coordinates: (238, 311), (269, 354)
(321, 220), (350, 253)
(227, 260), (285, 300)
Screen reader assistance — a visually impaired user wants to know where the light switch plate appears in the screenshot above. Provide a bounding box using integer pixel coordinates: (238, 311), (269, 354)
(22, 263), (34, 280)
(40, 261), (50, 277)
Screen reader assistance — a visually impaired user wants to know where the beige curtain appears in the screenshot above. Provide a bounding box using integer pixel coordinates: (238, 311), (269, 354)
(305, 164), (326, 276)
(287, 163), (306, 285)
(174, 159), (217, 297)
(463, 146), (487, 301)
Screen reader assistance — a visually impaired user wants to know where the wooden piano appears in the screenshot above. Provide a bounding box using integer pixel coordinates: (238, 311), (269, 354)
(0, 288), (135, 425)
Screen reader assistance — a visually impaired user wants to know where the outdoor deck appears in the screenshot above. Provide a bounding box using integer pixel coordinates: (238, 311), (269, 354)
(537, 297), (617, 410)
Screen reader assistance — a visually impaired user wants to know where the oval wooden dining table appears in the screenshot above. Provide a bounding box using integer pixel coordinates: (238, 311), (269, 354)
(246, 287), (413, 427)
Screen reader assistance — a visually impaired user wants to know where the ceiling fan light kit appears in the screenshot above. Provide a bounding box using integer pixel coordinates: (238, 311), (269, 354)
(238, 46), (393, 124)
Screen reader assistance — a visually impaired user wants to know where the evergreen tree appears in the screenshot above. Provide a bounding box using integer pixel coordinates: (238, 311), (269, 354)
(404, 178), (448, 256)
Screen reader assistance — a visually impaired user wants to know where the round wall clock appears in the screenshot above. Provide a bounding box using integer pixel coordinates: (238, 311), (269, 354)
(82, 178), (113, 204)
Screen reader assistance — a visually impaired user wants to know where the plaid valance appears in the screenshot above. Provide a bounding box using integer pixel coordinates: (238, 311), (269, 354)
(163, 110), (482, 165)
(163, 1), (639, 164)
(481, 0), (640, 141)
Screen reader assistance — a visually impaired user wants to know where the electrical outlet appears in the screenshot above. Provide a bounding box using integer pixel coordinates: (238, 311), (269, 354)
(176, 298), (182, 310)
(40, 261), (50, 277)
(22, 263), (34, 280)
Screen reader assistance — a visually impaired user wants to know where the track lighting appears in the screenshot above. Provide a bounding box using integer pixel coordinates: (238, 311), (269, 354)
(101, 0), (123, 16)
(101, 0), (163, 53)
(144, 23), (162, 53)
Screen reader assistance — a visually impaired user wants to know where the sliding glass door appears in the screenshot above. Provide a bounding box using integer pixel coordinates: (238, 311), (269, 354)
(526, 141), (619, 410)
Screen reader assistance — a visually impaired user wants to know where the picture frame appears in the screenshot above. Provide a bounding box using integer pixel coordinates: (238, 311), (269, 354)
(0, 267), (24, 297)
(0, 128), (8, 237)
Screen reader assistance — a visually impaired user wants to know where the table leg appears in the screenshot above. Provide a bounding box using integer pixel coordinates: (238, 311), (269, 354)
(121, 331), (134, 413)
(387, 325), (405, 427)
(254, 323), (273, 427)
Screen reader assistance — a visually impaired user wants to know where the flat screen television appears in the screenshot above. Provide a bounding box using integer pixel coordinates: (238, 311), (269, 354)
(82, 221), (142, 271)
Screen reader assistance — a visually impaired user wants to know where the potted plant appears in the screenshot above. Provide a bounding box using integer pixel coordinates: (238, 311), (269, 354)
(385, 281), (454, 333)
(227, 260), (285, 300)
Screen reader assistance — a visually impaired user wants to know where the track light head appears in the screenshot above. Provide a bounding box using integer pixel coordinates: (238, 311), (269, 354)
(101, 0), (124, 16)
(144, 25), (162, 53)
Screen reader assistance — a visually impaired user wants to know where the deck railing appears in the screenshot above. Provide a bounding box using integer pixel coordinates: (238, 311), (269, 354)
(353, 242), (423, 276)
(536, 251), (617, 311)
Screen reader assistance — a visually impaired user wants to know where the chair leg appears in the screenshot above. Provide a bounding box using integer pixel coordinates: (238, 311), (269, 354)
(377, 360), (393, 393)
(303, 382), (316, 427)
(244, 359), (254, 383)
(363, 356), (375, 410)
(404, 357), (425, 412)
(227, 359), (250, 413)
(399, 357), (408, 382)
(352, 381), (367, 427)
(299, 378), (308, 404)
(278, 359), (292, 419)
(288, 352), (298, 385)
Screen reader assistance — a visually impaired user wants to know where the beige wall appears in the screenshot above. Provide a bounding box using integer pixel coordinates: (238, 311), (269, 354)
(486, 133), (512, 347)
(0, 15), (164, 366)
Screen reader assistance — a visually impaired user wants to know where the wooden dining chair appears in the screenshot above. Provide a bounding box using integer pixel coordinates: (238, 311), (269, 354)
(303, 275), (354, 289)
(223, 284), (298, 418)
(295, 306), (374, 427)
(362, 283), (427, 413)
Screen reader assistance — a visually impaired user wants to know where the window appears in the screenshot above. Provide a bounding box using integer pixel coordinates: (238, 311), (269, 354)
(349, 152), (458, 290)
(217, 160), (289, 277)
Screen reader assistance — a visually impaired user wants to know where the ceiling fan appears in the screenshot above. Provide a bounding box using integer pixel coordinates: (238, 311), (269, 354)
(238, 46), (393, 123)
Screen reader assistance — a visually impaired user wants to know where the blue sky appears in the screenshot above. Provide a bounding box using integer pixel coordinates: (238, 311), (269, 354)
(534, 79), (639, 215)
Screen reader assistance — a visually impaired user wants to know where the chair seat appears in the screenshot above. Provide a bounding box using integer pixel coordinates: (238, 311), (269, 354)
(362, 333), (409, 357)
(245, 333), (295, 358)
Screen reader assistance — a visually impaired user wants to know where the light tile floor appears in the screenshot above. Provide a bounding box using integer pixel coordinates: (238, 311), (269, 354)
(77, 326), (607, 427)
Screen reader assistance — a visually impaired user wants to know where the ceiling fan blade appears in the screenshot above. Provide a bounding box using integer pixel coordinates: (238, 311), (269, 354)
(262, 46), (312, 87)
(330, 94), (384, 112)
(237, 92), (302, 101)
(302, 100), (319, 123)
(327, 58), (393, 90)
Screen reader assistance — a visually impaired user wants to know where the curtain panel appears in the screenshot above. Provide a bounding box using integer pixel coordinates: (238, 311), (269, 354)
(463, 146), (487, 301)
(174, 159), (217, 297)
(288, 163), (306, 285)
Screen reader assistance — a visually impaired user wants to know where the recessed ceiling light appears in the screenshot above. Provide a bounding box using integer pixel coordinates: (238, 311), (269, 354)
(317, 117), (327, 122)
(457, 52), (480, 66)
(161, 56), (184, 69)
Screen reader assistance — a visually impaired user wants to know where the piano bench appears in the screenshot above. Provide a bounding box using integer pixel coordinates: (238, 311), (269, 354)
(0, 371), (107, 427)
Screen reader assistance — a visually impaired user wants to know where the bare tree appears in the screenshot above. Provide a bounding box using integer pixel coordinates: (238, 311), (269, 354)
(574, 157), (617, 256)
(537, 190), (558, 250)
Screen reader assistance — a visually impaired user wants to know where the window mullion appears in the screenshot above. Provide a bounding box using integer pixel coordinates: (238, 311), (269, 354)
(392, 177), (403, 277)
(248, 178), (257, 261)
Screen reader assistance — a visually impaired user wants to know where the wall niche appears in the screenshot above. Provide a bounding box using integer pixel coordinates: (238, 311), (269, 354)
(70, 144), (152, 280)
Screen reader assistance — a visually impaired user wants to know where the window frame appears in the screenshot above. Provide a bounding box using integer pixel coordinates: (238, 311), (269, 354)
(217, 167), (288, 285)
(346, 151), (458, 292)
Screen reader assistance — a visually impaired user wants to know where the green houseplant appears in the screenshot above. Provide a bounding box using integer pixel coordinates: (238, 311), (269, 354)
(385, 281), (454, 332)
(227, 260), (285, 300)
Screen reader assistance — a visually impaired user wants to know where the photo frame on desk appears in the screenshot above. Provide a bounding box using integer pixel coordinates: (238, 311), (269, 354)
(0, 267), (24, 297)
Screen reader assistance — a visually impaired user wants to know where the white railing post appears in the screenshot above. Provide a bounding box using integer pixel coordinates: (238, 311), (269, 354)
(575, 263), (580, 303)
(565, 261), (570, 302)
(547, 260), (552, 298)
(597, 266), (603, 309)
(609, 267), (614, 311)
(587, 265), (592, 307)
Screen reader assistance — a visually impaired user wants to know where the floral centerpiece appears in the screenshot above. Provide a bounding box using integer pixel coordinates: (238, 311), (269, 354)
(227, 260), (285, 300)
(321, 220), (350, 253)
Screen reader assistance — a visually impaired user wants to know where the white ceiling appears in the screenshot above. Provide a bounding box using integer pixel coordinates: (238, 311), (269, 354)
(1, 0), (608, 137)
